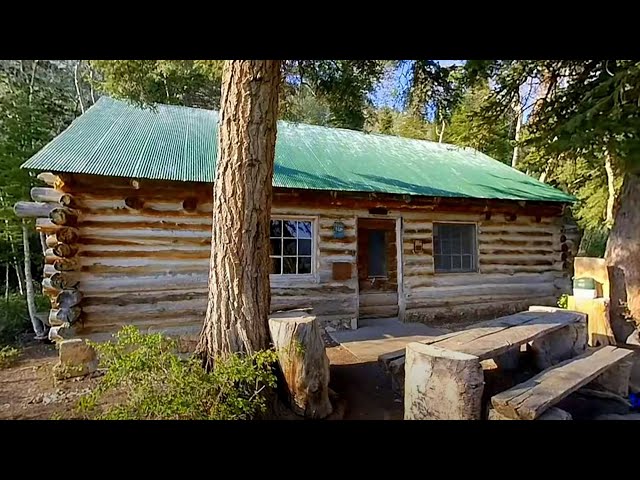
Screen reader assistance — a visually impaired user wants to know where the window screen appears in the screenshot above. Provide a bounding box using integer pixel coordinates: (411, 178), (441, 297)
(433, 223), (477, 273)
(270, 219), (313, 275)
(368, 230), (387, 277)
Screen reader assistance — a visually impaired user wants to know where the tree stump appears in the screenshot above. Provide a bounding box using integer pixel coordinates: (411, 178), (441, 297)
(268, 313), (332, 419)
(404, 342), (484, 420)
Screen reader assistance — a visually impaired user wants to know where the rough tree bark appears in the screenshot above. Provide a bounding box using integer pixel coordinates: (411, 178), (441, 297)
(197, 60), (281, 364)
(22, 222), (46, 338)
(605, 172), (640, 342)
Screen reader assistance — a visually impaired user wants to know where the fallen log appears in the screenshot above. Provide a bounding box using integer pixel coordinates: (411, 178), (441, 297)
(268, 312), (332, 419)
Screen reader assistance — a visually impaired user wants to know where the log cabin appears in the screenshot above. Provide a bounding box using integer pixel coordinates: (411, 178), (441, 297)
(16, 96), (579, 343)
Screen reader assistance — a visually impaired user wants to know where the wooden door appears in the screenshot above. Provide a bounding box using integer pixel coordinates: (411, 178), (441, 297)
(357, 218), (399, 319)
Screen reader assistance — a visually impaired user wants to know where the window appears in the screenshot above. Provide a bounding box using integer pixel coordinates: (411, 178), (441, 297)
(270, 219), (313, 275)
(368, 230), (387, 277)
(433, 223), (477, 273)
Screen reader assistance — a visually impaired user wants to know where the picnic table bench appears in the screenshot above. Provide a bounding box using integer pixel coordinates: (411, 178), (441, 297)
(390, 307), (634, 420)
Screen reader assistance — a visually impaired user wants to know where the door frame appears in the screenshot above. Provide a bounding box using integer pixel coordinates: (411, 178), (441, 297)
(354, 214), (404, 327)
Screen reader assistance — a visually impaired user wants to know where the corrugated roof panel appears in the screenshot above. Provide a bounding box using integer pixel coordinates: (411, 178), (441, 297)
(21, 96), (575, 203)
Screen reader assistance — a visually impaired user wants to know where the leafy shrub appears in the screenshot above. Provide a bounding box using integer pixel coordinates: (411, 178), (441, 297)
(77, 326), (278, 420)
(0, 293), (50, 346)
(0, 346), (20, 368)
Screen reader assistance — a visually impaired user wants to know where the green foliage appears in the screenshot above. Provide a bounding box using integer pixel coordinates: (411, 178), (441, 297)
(578, 227), (609, 258)
(557, 294), (568, 309)
(367, 107), (435, 140)
(0, 293), (49, 346)
(89, 60), (224, 110)
(280, 87), (332, 126)
(0, 60), (79, 269)
(284, 60), (387, 130)
(77, 326), (278, 420)
(0, 345), (20, 368)
(444, 80), (514, 164)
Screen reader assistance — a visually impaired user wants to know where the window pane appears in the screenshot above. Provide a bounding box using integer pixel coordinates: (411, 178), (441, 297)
(298, 239), (311, 256)
(298, 257), (311, 274)
(297, 221), (312, 239)
(368, 230), (387, 277)
(270, 239), (281, 256)
(283, 239), (297, 255)
(433, 223), (477, 273)
(283, 221), (296, 237)
(271, 257), (281, 274)
(451, 231), (461, 254)
(270, 220), (282, 238)
(283, 257), (296, 274)
(441, 238), (451, 255)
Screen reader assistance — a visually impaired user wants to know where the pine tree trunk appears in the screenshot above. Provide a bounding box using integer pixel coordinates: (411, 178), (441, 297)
(197, 60), (281, 364)
(604, 152), (616, 227)
(4, 264), (9, 299)
(22, 222), (45, 337)
(605, 172), (640, 341)
(511, 98), (523, 169)
(14, 260), (24, 295)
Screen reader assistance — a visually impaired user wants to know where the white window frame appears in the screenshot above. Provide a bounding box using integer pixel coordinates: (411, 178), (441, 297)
(432, 222), (479, 274)
(269, 216), (318, 281)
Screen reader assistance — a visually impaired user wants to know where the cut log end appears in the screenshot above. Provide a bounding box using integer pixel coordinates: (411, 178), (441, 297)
(50, 208), (79, 226)
(268, 314), (332, 419)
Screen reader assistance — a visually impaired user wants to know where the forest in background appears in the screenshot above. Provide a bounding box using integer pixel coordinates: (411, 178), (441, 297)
(1, 59), (637, 332)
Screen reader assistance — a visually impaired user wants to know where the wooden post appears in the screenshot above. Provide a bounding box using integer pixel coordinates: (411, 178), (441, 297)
(404, 342), (484, 420)
(268, 312), (332, 419)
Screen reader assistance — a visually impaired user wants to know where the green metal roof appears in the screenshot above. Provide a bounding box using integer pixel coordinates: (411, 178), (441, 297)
(21, 96), (574, 203)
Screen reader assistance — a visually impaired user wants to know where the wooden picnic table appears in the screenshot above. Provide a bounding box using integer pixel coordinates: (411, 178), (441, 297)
(380, 309), (584, 375)
(399, 308), (589, 420)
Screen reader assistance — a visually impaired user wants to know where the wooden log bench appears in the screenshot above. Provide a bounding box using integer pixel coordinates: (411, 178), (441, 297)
(490, 345), (634, 420)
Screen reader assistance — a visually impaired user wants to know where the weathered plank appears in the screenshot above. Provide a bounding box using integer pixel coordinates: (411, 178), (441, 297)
(449, 312), (585, 361)
(491, 346), (635, 420)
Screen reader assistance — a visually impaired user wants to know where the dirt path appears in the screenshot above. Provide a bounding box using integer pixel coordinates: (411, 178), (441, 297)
(0, 337), (402, 420)
(0, 339), (102, 420)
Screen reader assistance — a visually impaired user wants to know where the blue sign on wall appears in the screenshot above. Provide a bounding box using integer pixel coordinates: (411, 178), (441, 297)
(333, 221), (346, 239)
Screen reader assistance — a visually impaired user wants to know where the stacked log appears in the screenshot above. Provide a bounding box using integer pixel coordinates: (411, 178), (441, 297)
(14, 174), (82, 337)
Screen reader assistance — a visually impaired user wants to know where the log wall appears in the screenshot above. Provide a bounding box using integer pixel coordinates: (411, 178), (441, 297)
(20, 173), (574, 341)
